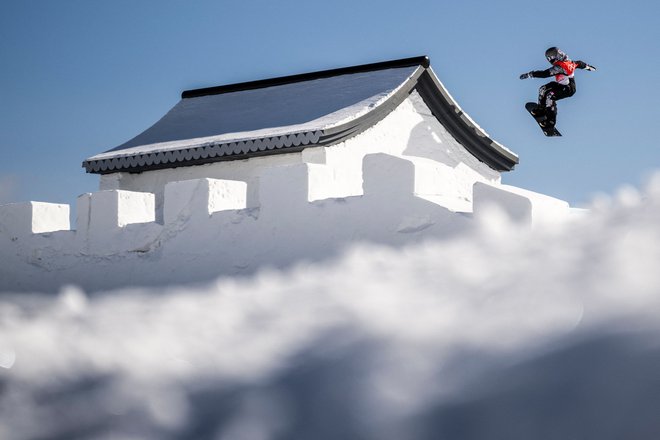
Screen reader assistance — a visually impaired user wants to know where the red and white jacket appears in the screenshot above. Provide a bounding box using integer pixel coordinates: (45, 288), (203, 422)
(551, 60), (578, 85)
(530, 60), (592, 85)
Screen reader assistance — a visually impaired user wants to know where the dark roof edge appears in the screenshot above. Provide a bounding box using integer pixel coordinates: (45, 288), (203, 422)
(414, 69), (519, 171)
(182, 56), (430, 99)
(82, 130), (323, 174)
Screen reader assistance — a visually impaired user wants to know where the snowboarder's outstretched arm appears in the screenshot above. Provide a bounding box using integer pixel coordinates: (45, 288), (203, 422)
(574, 60), (597, 71)
(519, 61), (596, 79)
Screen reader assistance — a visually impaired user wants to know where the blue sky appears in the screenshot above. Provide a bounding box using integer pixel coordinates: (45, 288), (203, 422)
(1, 0), (659, 209)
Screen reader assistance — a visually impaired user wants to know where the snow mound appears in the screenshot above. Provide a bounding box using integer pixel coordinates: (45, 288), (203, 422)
(2, 174), (660, 439)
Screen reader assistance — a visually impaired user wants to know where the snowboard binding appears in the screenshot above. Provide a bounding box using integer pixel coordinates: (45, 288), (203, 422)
(525, 102), (561, 137)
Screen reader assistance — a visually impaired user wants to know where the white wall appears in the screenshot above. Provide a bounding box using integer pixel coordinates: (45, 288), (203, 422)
(0, 154), (472, 292)
(0, 153), (574, 293)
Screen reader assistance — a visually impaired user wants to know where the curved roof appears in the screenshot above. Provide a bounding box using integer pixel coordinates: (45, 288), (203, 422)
(83, 56), (518, 174)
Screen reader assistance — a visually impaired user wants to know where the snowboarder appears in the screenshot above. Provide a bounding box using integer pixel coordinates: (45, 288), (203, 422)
(520, 47), (596, 135)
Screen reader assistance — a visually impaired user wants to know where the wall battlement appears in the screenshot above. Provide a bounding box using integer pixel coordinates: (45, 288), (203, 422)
(0, 153), (573, 293)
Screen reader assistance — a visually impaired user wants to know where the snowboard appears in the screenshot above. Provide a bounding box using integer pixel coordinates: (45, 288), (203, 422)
(525, 102), (561, 137)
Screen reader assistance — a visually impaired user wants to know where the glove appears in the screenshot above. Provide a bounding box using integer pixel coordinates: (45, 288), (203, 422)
(519, 72), (531, 79)
(585, 64), (597, 71)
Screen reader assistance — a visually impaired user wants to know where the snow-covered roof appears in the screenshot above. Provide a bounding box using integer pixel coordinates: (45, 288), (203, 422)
(83, 56), (518, 174)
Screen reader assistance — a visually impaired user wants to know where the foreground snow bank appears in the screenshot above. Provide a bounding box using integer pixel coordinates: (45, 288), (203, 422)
(1, 175), (660, 439)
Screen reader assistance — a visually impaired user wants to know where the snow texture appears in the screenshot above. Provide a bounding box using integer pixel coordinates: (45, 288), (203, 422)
(2, 174), (660, 439)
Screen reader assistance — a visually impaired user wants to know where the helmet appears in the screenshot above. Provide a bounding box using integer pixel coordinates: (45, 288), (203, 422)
(545, 47), (567, 64)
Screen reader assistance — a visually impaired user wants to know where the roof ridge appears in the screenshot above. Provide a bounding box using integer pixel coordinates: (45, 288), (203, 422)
(181, 56), (430, 99)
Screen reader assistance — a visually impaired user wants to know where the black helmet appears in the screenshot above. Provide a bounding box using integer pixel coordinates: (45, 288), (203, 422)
(545, 47), (567, 64)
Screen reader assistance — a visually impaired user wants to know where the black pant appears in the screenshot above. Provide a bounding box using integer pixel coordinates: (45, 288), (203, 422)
(537, 79), (576, 125)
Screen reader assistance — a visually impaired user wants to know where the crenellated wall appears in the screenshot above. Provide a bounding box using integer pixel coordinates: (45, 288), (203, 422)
(0, 152), (576, 293)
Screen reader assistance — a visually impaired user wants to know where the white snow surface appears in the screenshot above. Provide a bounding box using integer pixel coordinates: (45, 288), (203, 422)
(88, 66), (420, 161)
(2, 175), (660, 439)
